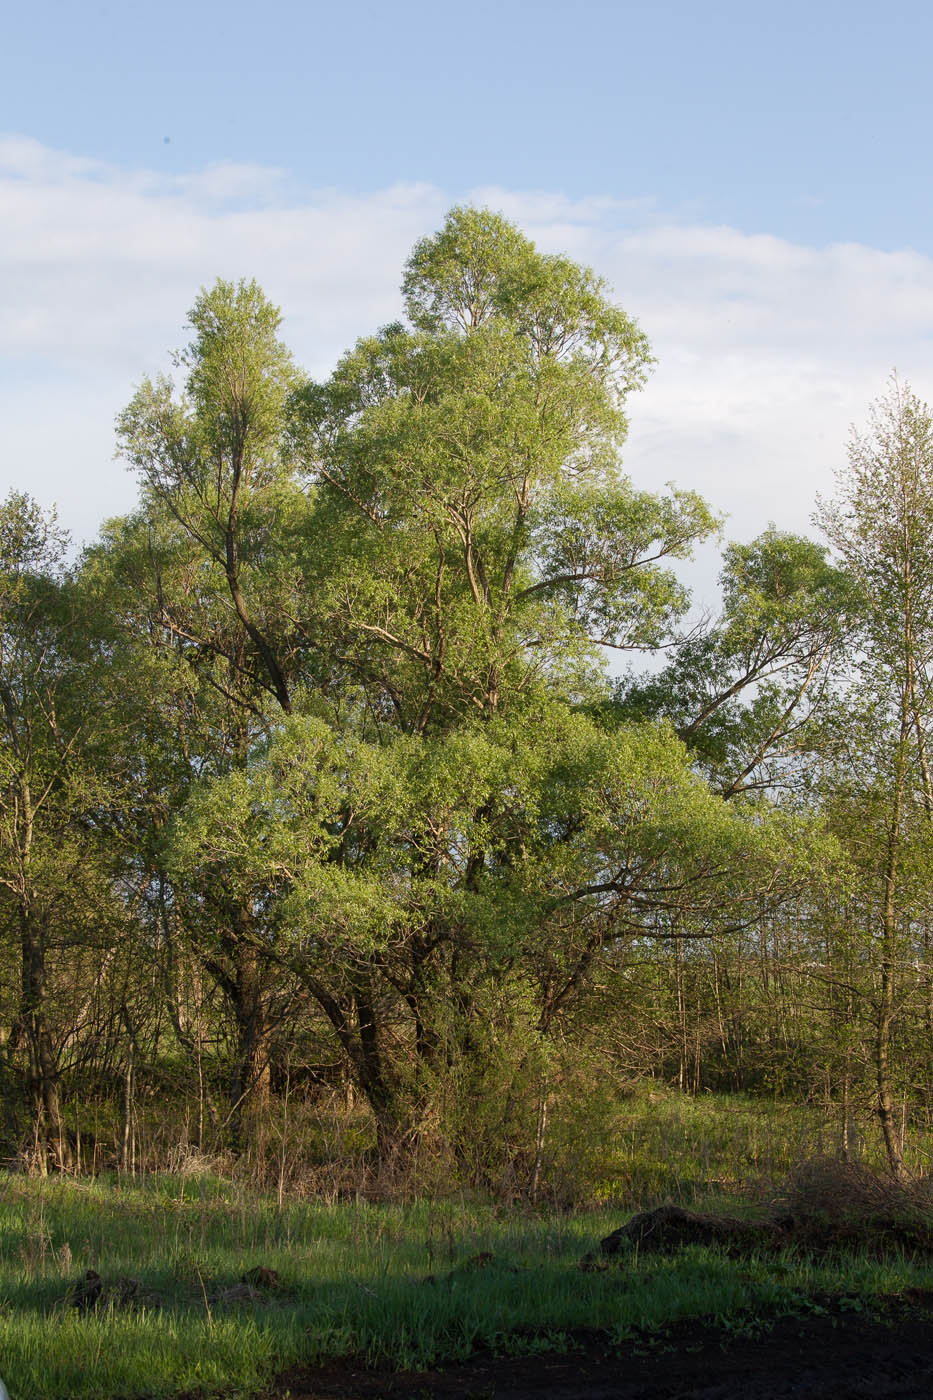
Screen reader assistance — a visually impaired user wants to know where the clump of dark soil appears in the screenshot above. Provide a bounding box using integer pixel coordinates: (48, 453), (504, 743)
(62, 1260), (286, 1313)
(63, 1268), (164, 1312)
(209, 1264), (286, 1307)
(242, 1264), (282, 1291)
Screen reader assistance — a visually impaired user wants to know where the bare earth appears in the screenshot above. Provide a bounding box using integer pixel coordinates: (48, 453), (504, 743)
(272, 1302), (933, 1400)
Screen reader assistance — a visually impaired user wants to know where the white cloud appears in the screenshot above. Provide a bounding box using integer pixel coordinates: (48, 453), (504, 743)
(3, 137), (933, 583)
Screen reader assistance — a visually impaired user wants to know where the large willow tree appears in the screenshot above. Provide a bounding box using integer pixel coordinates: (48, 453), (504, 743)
(106, 208), (804, 1165)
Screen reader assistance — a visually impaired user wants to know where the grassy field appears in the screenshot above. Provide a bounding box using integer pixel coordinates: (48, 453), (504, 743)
(0, 1090), (930, 1400)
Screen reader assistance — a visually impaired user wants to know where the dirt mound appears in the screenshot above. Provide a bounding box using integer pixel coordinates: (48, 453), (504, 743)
(207, 1282), (271, 1307)
(241, 1264), (281, 1291)
(210, 1264), (287, 1305)
(589, 1159), (933, 1263)
(594, 1204), (781, 1260)
(588, 1201), (933, 1263)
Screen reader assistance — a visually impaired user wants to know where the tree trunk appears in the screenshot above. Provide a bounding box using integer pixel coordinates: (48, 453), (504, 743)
(878, 732), (908, 1181)
(228, 944), (271, 1155)
(292, 958), (403, 1161)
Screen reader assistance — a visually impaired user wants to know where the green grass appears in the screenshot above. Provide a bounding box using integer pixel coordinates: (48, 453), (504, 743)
(0, 1162), (932, 1400)
(574, 1084), (913, 1206)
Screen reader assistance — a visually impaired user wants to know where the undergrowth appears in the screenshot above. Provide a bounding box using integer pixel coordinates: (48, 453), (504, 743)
(0, 1156), (932, 1400)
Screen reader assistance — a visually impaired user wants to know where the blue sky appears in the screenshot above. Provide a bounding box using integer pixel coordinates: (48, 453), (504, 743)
(7, 0), (930, 250)
(5, 0), (933, 602)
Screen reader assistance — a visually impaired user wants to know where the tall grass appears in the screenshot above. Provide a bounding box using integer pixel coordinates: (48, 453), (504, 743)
(548, 1082), (910, 1207)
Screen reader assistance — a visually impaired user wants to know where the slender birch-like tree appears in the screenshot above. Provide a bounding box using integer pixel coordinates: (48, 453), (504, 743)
(817, 377), (933, 1177)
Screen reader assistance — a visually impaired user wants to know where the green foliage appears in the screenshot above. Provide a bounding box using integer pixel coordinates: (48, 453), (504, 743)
(118, 278), (297, 512)
(613, 527), (857, 797)
(402, 208), (653, 402)
(103, 213), (750, 1157)
(0, 493), (144, 1164)
(290, 206), (710, 730)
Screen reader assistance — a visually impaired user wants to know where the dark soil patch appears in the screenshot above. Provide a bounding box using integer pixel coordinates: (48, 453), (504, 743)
(272, 1301), (933, 1400)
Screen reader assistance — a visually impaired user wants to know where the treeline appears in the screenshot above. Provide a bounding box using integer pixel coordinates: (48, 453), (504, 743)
(2, 207), (932, 1192)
